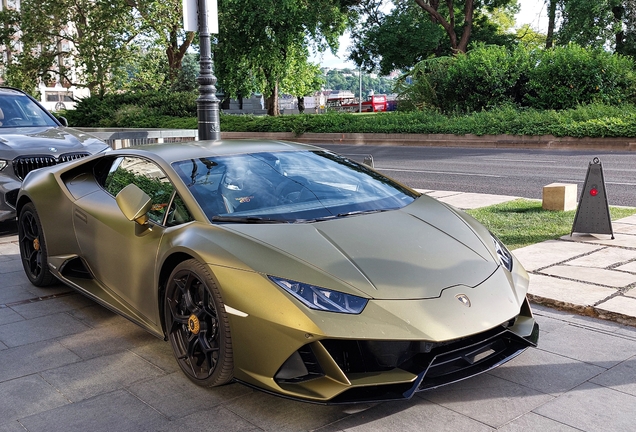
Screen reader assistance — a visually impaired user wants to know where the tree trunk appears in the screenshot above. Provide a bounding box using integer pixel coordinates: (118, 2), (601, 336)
(266, 81), (280, 116)
(414, 0), (469, 54)
(546, 0), (557, 49)
(456, 0), (474, 53)
(613, 6), (625, 53)
(297, 96), (305, 114)
(166, 30), (195, 82)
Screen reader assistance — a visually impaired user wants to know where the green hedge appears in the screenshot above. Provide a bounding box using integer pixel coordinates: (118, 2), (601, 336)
(526, 45), (635, 110)
(403, 44), (636, 113)
(64, 103), (636, 138)
(215, 105), (636, 137)
(430, 45), (532, 113)
(63, 91), (198, 127)
(62, 86), (636, 138)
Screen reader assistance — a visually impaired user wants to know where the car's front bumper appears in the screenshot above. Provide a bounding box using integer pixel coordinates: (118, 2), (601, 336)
(212, 244), (535, 404)
(240, 297), (538, 404)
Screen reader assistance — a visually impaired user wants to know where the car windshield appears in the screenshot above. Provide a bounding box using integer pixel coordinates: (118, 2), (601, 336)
(0, 92), (58, 128)
(172, 150), (419, 223)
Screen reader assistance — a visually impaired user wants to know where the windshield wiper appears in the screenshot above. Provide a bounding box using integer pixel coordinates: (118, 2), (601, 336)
(212, 215), (289, 224)
(336, 208), (394, 218)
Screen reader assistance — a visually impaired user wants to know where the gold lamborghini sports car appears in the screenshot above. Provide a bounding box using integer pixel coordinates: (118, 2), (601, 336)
(16, 140), (538, 403)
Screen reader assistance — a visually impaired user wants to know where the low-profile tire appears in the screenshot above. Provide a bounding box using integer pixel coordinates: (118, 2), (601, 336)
(164, 259), (233, 387)
(18, 202), (56, 287)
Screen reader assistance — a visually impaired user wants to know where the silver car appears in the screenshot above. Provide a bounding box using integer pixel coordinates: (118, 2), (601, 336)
(0, 87), (109, 221)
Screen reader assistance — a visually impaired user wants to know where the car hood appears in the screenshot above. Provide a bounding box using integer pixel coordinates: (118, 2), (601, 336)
(220, 195), (500, 300)
(0, 126), (108, 157)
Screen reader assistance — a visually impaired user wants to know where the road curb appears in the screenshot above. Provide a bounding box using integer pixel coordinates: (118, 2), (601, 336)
(528, 294), (636, 327)
(221, 131), (636, 151)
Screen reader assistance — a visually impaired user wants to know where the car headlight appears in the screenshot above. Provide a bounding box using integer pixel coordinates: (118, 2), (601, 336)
(491, 234), (513, 272)
(269, 276), (368, 314)
(0, 160), (7, 171)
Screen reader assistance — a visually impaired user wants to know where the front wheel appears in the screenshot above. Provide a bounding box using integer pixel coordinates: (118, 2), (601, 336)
(18, 202), (56, 286)
(164, 259), (233, 386)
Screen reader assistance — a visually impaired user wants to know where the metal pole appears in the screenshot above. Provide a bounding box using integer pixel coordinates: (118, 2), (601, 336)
(358, 66), (362, 113)
(196, 0), (221, 141)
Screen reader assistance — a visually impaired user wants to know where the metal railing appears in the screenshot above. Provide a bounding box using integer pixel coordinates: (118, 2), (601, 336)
(78, 128), (198, 149)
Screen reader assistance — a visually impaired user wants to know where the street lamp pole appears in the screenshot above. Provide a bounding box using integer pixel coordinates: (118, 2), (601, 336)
(196, 0), (220, 141)
(358, 66), (362, 113)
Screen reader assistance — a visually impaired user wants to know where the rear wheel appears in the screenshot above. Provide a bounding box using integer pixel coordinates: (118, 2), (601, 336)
(164, 259), (233, 386)
(18, 202), (56, 286)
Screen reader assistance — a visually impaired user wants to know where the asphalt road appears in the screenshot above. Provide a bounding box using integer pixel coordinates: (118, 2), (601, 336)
(322, 145), (636, 207)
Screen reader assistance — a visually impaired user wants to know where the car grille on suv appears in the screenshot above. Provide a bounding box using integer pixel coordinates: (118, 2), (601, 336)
(13, 152), (90, 180)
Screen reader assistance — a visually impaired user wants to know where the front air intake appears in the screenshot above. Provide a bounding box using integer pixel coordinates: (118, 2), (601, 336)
(275, 344), (324, 383)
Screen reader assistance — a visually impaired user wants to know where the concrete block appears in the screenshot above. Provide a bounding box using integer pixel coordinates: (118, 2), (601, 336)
(538, 322), (636, 368)
(130, 373), (252, 420)
(540, 265), (636, 288)
(488, 347), (604, 396)
(543, 183), (577, 211)
(0, 313), (89, 348)
(0, 375), (70, 423)
(40, 351), (165, 402)
(591, 356), (636, 397)
(0, 341), (80, 382)
(534, 382), (636, 432)
(19, 390), (170, 432)
(528, 274), (614, 310)
(421, 374), (553, 428)
(514, 240), (602, 271)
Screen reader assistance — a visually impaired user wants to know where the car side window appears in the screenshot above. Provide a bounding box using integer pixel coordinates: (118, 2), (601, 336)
(166, 193), (194, 227)
(104, 156), (178, 225)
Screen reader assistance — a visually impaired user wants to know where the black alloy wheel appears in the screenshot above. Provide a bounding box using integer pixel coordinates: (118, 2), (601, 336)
(164, 259), (233, 386)
(18, 202), (56, 286)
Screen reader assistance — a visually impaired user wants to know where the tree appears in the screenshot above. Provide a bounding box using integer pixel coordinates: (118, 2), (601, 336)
(349, 2), (447, 74)
(556, 0), (620, 49)
(412, 0), (476, 54)
(545, 0), (557, 48)
(214, 0), (358, 116)
(1, 0), (138, 96)
(620, 1), (636, 56)
(349, 0), (518, 74)
(124, 0), (195, 83)
(111, 47), (169, 91)
(0, 6), (50, 92)
(549, 0), (636, 56)
(280, 48), (325, 113)
(516, 24), (546, 49)
(170, 53), (200, 92)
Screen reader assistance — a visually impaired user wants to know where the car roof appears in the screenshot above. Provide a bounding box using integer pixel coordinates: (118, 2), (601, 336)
(0, 87), (30, 97)
(116, 139), (323, 164)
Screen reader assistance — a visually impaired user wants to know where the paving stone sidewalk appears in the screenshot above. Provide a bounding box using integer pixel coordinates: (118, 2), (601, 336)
(2, 192), (636, 431)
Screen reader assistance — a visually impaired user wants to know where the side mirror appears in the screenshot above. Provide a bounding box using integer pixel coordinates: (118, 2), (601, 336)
(58, 116), (69, 127)
(116, 184), (152, 225)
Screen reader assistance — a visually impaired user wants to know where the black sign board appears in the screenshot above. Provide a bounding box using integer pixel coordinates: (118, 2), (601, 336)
(571, 157), (614, 239)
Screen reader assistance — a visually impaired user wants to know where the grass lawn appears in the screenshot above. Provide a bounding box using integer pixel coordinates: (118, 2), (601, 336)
(467, 199), (636, 250)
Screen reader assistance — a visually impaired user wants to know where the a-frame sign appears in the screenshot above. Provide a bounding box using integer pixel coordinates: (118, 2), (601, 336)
(571, 157), (614, 239)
